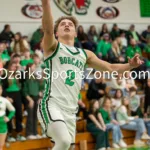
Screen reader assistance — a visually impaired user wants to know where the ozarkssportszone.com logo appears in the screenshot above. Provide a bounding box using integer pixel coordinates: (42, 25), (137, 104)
(54, 0), (91, 15)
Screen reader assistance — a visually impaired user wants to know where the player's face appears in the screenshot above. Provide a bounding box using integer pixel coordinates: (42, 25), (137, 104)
(56, 19), (77, 39)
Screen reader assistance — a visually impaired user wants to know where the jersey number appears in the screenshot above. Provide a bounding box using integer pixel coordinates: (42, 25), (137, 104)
(65, 70), (75, 86)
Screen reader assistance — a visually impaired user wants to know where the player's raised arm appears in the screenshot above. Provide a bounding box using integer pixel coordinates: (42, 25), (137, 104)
(85, 50), (144, 73)
(41, 0), (58, 57)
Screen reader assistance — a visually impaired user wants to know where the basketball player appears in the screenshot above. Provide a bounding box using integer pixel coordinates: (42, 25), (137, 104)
(37, 0), (144, 150)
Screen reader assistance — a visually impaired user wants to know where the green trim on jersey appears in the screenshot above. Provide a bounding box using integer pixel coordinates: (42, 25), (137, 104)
(81, 49), (88, 60)
(64, 46), (80, 55)
(41, 60), (51, 124)
(44, 42), (60, 62)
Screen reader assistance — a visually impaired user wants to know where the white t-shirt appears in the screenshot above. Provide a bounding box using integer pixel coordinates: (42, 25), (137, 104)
(0, 96), (15, 117)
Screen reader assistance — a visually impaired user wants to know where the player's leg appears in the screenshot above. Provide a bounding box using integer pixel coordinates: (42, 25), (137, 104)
(46, 121), (72, 150)
(69, 145), (74, 150)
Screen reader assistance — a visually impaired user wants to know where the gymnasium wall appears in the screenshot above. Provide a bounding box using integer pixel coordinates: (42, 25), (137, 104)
(0, 0), (149, 39)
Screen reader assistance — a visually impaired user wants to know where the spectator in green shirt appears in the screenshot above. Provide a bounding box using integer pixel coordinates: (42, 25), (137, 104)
(144, 38), (150, 68)
(99, 96), (127, 148)
(86, 100), (109, 150)
(30, 26), (44, 50)
(23, 63), (43, 140)
(127, 25), (141, 44)
(126, 39), (142, 61)
(20, 50), (33, 70)
(0, 42), (10, 64)
(96, 33), (111, 61)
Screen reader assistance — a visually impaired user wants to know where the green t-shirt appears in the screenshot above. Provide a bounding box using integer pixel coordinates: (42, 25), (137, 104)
(132, 31), (139, 41)
(23, 78), (42, 96)
(96, 40), (111, 57)
(20, 58), (34, 66)
(99, 108), (111, 124)
(0, 50), (10, 62)
(145, 44), (150, 53)
(126, 46), (142, 60)
(6, 79), (20, 92)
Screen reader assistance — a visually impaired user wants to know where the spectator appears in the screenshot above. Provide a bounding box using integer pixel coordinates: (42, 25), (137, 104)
(86, 100), (109, 150)
(126, 38), (142, 61)
(99, 24), (109, 39)
(77, 93), (87, 119)
(127, 25), (141, 44)
(144, 38), (150, 69)
(96, 33), (111, 60)
(0, 24), (14, 43)
(124, 71), (137, 91)
(4, 53), (21, 69)
(116, 97), (150, 146)
(99, 96), (127, 148)
(107, 40), (125, 63)
(120, 31), (128, 48)
(30, 26), (44, 50)
(112, 89), (123, 111)
(33, 54), (43, 76)
(20, 50), (34, 70)
(0, 42), (10, 65)
(144, 79), (150, 116)
(109, 73), (127, 96)
(87, 73), (106, 100)
(129, 87), (150, 136)
(141, 25), (150, 44)
(10, 32), (30, 55)
(110, 24), (121, 40)
(2, 62), (26, 142)
(0, 85), (15, 150)
(23, 63), (42, 139)
(128, 87), (142, 117)
(77, 25), (93, 50)
(88, 25), (98, 43)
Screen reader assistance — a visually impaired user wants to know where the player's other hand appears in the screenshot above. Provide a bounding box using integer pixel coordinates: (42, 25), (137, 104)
(128, 54), (144, 68)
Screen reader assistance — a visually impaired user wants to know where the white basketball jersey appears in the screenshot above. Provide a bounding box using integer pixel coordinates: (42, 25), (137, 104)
(42, 42), (87, 113)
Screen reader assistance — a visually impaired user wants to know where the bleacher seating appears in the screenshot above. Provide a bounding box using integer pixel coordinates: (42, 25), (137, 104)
(4, 87), (144, 150)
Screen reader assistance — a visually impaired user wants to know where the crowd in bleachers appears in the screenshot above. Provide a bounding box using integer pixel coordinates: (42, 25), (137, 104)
(0, 23), (150, 150)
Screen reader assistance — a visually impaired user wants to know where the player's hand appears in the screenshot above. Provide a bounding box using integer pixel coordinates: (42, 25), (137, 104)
(128, 54), (144, 68)
(4, 116), (10, 123)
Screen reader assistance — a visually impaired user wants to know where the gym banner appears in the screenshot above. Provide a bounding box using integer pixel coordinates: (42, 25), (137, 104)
(140, 0), (150, 17)
(0, 0), (149, 23)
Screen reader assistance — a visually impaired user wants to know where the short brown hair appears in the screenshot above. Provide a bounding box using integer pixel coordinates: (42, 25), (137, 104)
(54, 16), (78, 34)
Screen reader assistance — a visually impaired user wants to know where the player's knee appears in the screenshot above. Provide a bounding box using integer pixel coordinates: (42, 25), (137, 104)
(60, 136), (72, 148)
